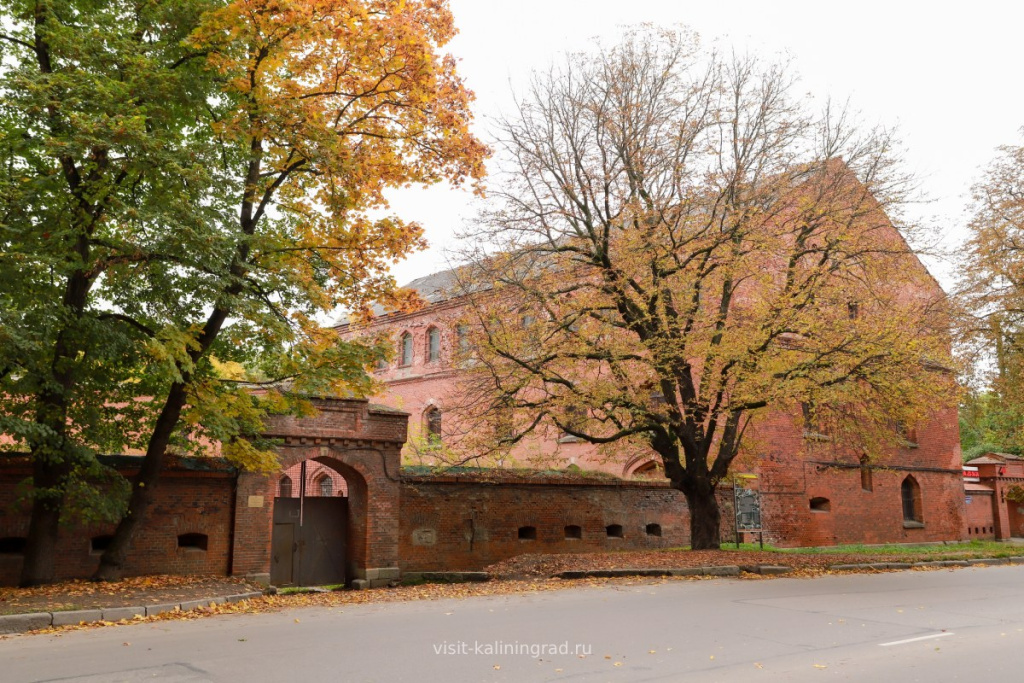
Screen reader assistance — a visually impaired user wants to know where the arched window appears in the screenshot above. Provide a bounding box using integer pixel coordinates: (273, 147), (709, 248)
(426, 327), (441, 363)
(279, 475), (293, 498)
(860, 455), (873, 491)
(901, 475), (923, 525)
(317, 475), (333, 497)
(399, 332), (414, 366)
(631, 460), (662, 479)
(425, 406), (442, 443)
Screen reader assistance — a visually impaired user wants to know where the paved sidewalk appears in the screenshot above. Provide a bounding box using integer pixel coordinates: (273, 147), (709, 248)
(0, 575), (263, 634)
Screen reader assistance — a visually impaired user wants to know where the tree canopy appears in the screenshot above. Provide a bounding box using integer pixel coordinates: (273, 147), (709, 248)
(447, 29), (953, 549)
(958, 134), (1024, 457)
(0, 0), (485, 584)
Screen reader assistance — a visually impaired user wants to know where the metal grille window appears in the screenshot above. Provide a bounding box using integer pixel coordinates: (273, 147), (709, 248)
(279, 475), (292, 498)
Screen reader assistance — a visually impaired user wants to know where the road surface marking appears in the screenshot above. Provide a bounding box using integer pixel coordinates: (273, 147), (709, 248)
(879, 632), (954, 647)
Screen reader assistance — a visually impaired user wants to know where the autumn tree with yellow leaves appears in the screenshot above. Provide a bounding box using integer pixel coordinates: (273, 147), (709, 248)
(0, 0), (485, 584)
(448, 29), (952, 549)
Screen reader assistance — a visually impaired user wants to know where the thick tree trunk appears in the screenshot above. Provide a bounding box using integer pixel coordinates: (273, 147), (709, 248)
(93, 383), (189, 581)
(19, 457), (66, 587)
(681, 481), (722, 550)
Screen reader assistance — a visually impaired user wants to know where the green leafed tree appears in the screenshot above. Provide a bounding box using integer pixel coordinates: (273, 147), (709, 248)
(958, 132), (1024, 458)
(0, 0), (486, 585)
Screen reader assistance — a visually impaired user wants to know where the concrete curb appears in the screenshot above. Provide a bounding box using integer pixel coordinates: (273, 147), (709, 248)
(553, 556), (1024, 581)
(0, 591), (263, 636)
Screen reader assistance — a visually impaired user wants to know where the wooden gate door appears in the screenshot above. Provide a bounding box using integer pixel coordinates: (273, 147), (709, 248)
(271, 497), (347, 586)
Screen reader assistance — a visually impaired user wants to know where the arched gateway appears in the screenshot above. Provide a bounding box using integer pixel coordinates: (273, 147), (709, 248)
(230, 398), (407, 589)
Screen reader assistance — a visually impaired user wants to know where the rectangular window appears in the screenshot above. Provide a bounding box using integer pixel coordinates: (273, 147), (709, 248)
(427, 328), (441, 363)
(400, 333), (413, 366)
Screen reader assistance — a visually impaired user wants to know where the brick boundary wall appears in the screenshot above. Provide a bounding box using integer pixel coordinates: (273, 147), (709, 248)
(398, 473), (692, 572)
(0, 454), (236, 586)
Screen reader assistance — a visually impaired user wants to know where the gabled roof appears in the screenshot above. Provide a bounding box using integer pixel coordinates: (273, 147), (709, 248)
(402, 268), (460, 304)
(965, 452), (1023, 465)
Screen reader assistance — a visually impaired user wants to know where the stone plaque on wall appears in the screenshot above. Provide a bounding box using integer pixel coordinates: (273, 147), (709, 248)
(412, 528), (437, 546)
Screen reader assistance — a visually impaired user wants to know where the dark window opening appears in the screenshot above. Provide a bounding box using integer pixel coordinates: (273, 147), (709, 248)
(90, 535), (114, 553)
(809, 497), (831, 512)
(848, 301), (859, 320)
(279, 475), (293, 499)
(901, 476), (923, 525)
(606, 524), (624, 538)
(645, 523), (662, 537)
(860, 456), (873, 492)
(0, 537), (27, 555)
(518, 526), (537, 540)
(177, 533), (208, 551)
(564, 525), (582, 540)
(427, 327), (441, 363)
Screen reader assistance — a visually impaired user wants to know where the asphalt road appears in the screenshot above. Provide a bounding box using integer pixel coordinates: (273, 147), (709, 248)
(3, 566), (1024, 682)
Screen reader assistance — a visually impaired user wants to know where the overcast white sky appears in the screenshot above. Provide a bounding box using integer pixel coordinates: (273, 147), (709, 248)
(384, 1), (1024, 291)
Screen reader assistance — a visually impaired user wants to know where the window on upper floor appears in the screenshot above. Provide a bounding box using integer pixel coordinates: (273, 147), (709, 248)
(399, 332), (413, 366)
(896, 421), (918, 447)
(425, 406), (442, 444)
(801, 402), (828, 438)
(456, 324), (471, 352)
(427, 327), (441, 363)
(279, 475), (293, 498)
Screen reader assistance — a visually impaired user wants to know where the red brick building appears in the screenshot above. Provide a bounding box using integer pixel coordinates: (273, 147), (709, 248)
(338, 265), (967, 550)
(962, 452), (1024, 541)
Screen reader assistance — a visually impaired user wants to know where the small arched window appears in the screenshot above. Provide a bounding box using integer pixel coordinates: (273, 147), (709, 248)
(425, 406), (442, 443)
(427, 327), (441, 363)
(318, 475), (333, 497)
(632, 460), (662, 479)
(279, 475), (293, 498)
(901, 475), (923, 525)
(400, 332), (414, 366)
